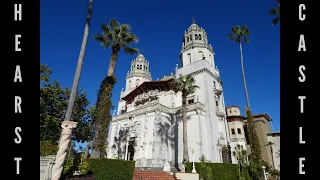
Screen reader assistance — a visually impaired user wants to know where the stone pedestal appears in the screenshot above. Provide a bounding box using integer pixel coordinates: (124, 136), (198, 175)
(163, 161), (170, 171)
(51, 121), (77, 180)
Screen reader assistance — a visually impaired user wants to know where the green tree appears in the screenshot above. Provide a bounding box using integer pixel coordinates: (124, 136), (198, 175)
(269, 0), (280, 26)
(233, 144), (249, 180)
(170, 74), (199, 162)
(198, 155), (213, 180)
(40, 64), (92, 144)
(91, 18), (139, 158)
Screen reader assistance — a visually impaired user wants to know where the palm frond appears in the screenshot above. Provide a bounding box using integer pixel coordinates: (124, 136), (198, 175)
(228, 34), (235, 40)
(95, 18), (138, 53)
(94, 34), (111, 48)
(101, 24), (110, 34)
(121, 24), (131, 33)
(269, 8), (279, 15)
(229, 25), (250, 44)
(243, 37), (250, 44)
(124, 34), (139, 44)
(109, 18), (119, 30)
(123, 47), (139, 55)
(272, 17), (280, 26)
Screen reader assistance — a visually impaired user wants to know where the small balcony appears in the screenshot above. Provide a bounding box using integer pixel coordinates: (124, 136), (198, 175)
(216, 107), (225, 117)
(214, 84), (223, 96)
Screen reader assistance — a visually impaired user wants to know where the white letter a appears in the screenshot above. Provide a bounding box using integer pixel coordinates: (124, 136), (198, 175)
(298, 35), (306, 51)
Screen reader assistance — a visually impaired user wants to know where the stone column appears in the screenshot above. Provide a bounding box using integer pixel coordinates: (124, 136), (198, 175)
(51, 121), (77, 180)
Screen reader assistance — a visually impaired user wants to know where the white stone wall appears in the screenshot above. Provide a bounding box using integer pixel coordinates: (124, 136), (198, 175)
(267, 133), (280, 170)
(176, 60), (228, 163)
(228, 121), (247, 164)
(181, 47), (215, 67)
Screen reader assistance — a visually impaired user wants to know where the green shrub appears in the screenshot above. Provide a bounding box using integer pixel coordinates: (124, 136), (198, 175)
(186, 162), (238, 180)
(40, 140), (58, 156)
(87, 158), (135, 180)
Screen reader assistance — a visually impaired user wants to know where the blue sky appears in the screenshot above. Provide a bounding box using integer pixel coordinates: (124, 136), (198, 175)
(40, 0), (280, 132)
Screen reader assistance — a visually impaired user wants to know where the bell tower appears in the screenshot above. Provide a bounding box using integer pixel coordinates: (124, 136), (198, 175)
(125, 54), (152, 91)
(175, 19), (230, 163)
(180, 18), (215, 67)
(117, 54), (152, 115)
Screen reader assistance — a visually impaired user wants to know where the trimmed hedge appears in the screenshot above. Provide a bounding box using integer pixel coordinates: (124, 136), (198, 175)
(66, 175), (94, 180)
(185, 162), (239, 180)
(87, 159), (135, 180)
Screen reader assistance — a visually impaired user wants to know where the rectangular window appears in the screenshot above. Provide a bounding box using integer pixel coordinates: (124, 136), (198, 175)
(231, 128), (235, 135)
(188, 99), (194, 104)
(237, 128), (241, 134)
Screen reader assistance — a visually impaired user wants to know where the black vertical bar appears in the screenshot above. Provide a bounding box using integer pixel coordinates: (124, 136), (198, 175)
(281, 1), (316, 179)
(9, 1), (40, 178)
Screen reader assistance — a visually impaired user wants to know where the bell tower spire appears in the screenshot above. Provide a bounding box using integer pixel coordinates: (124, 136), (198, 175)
(180, 20), (215, 68)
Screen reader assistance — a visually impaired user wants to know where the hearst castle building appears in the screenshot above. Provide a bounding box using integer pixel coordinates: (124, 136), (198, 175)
(105, 21), (272, 169)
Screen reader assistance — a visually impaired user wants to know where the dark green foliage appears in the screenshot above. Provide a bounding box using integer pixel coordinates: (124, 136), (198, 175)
(40, 140), (58, 156)
(269, 0), (280, 26)
(86, 159), (135, 180)
(185, 162), (238, 180)
(92, 76), (116, 155)
(246, 111), (261, 162)
(40, 64), (92, 144)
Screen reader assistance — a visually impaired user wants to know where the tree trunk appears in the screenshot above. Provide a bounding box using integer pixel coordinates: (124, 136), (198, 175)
(107, 50), (119, 76)
(182, 94), (189, 162)
(84, 141), (89, 159)
(239, 42), (251, 112)
(51, 1), (93, 179)
(63, 0), (93, 122)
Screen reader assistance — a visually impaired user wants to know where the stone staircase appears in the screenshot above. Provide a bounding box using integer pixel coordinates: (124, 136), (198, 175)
(133, 170), (180, 180)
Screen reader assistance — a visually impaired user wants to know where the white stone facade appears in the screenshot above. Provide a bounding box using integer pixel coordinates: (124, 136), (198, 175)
(106, 22), (231, 169)
(226, 106), (247, 164)
(267, 132), (280, 171)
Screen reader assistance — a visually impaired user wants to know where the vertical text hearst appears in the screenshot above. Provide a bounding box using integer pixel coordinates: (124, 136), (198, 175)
(13, 4), (23, 175)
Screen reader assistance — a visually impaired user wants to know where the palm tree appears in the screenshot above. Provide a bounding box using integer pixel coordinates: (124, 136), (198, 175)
(228, 25), (262, 167)
(91, 19), (139, 158)
(94, 18), (139, 76)
(51, 0), (93, 179)
(233, 144), (248, 180)
(228, 25), (251, 111)
(170, 74), (199, 163)
(269, 0), (280, 26)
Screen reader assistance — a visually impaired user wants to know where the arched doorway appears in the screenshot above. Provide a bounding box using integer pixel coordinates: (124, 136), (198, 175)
(127, 138), (136, 161)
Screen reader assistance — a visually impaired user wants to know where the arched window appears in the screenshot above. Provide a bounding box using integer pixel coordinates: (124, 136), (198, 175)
(189, 35), (192, 40)
(199, 34), (202, 40)
(187, 37), (189, 42)
(195, 34), (198, 40)
(187, 53), (191, 65)
(128, 80), (131, 89)
(136, 79), (140, 87)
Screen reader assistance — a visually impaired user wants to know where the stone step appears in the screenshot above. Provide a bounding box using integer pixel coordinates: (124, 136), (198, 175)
(133, 170), (180, 180)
